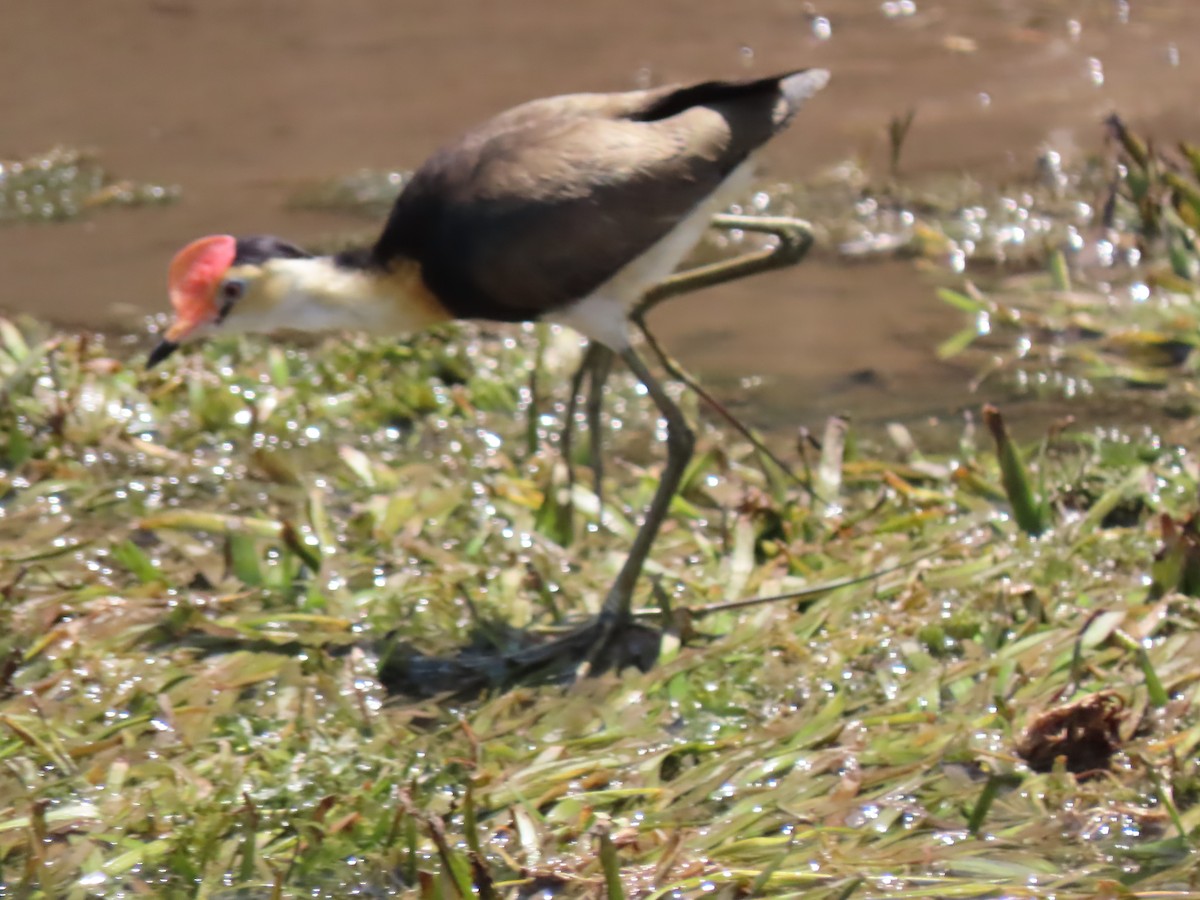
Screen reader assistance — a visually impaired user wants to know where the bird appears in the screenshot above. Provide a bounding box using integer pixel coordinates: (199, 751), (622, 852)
(148, 67), (829, 672)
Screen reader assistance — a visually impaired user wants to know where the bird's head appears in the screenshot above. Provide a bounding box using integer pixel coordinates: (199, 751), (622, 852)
(148, 234), (315, 368)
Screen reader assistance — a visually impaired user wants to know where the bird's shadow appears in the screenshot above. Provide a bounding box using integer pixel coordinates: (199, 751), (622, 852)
(163, 616), (661, 700)
(375, 616), (661, 698)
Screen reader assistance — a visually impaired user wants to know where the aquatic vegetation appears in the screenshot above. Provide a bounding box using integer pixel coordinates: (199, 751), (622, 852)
(925, 117), (1200, 409)
(0, 147), (178, 225)
(5, 109), (1200, 898)
(2, 297), (1200, 895)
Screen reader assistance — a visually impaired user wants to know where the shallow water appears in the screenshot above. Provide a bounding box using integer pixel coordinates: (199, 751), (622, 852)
(2, 0), (1199, 426)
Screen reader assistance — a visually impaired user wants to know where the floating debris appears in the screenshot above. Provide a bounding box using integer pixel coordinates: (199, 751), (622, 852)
(1017, 692), (1127, 776)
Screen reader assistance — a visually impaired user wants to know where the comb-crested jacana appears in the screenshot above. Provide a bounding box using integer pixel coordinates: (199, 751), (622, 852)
(149, 68), (829, 669)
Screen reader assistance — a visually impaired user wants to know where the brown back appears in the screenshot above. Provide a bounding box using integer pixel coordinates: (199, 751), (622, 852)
(372, 70), (826, 321)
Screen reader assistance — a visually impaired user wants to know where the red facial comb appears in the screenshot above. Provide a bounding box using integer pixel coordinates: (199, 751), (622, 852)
(167, 234), (237, 323)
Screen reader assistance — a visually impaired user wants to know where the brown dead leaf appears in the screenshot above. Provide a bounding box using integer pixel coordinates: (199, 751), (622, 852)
(1016, 691), (1126, 777)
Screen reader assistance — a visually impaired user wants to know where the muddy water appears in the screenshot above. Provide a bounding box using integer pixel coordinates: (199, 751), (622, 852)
(3, 0), (1200, 427)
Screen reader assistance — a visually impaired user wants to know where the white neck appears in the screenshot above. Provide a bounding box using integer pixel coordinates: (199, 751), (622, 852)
(234, 257), (450, 336)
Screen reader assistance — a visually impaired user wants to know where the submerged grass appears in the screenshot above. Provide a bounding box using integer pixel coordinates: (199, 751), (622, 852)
(4, 118), (1200, 896)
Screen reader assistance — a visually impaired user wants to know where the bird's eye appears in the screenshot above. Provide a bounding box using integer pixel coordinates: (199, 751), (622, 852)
(220, 279), (245, 302)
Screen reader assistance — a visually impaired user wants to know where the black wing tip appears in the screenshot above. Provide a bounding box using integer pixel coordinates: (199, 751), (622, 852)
(146, 339), (180, 369)
(632, 68), (830, 124)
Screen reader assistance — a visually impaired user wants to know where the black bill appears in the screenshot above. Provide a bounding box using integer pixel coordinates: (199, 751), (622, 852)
(147, 339), (180, 369)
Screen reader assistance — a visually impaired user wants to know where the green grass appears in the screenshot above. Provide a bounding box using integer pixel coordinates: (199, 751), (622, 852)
(4, 119), (1200, 896)
(2, 316), (1199, 897)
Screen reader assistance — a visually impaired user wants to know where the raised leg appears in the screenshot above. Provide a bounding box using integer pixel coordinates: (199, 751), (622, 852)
(636, 214), (814, 318)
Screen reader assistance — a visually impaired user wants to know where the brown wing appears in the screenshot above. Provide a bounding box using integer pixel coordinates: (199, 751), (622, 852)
(371, 69), (827, 322)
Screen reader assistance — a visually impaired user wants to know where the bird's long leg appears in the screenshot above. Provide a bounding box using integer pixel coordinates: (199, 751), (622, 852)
(562, 342), (614, 532)
(596, 347), (695, 630)
(584, 344), (614, 517)
(562, 342), (598, 506)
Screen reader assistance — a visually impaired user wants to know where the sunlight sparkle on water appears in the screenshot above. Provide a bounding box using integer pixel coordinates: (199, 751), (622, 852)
(881, 1), (916, 17)
(975, 311), (991, 337)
